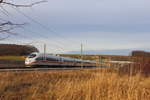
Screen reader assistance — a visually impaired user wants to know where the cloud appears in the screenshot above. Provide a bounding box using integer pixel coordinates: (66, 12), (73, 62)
(2, 0), (150, 53)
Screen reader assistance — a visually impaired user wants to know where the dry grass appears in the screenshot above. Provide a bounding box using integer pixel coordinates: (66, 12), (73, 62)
(0, 56), (25, 61)
(0, 68), (149, 100)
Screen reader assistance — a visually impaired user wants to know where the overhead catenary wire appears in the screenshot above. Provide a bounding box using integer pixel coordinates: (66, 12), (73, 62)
(9, 29), (66, 53)
(11, 6), (79, 49)
(0, 6), (69, 52)
(12, 7), (76, 49)
(1, 3), (81, 53)
(13, 7), (75, 42)
(0, 16), (66, 52)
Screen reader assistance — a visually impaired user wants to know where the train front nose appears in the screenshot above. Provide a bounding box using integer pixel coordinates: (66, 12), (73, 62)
(25, 58), (30, 65)
(25, 58), (34, 66)
(25, 53), (38, 66)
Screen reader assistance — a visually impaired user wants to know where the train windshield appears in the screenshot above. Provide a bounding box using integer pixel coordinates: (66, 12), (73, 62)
(28, 54), (37, 58)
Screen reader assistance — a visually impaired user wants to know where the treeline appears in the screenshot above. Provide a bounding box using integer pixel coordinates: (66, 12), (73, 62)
(131, 50), (150, 57)
(0, 44), (39, 56)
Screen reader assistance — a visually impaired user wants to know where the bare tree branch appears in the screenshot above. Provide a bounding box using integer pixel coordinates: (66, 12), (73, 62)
(0, 21), (26, 39)
(0, 0), (3, 4)
(0, 35), (10, 40)
(0, 0), (46, 40)
(1, 0), (47, 7)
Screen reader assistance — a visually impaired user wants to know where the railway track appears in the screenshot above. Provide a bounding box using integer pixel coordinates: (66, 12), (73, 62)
(0, 66), (96, 72)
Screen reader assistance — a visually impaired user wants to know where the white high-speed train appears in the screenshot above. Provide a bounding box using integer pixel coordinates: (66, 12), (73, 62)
(25, 52), (97, 67)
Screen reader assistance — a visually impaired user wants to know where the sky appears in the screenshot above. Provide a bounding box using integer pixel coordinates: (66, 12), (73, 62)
(1, 0), (150, 54)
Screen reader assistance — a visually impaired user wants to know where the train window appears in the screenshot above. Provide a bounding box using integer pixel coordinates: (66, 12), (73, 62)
(28, 54), (36, 58)
(36, 57), (44, 60)
(46, 57), (58, 61)
(36, 57), (58, 61)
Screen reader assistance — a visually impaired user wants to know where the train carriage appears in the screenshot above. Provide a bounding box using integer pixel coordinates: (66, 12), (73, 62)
(25, 52), (97, 67)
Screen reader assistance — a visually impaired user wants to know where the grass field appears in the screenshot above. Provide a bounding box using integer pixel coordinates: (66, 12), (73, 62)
(0, 56), (25, 61)
(0, 68), (149, 100)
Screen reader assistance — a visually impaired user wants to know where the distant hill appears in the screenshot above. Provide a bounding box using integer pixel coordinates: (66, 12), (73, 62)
(0, 44), (39, 56)
(67, 49), (150, 56)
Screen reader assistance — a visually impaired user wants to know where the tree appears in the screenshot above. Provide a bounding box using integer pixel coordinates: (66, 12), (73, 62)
(0, 44), (39, 56)
(0, 0), (46, 40)
(131, 50), (150, 57)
